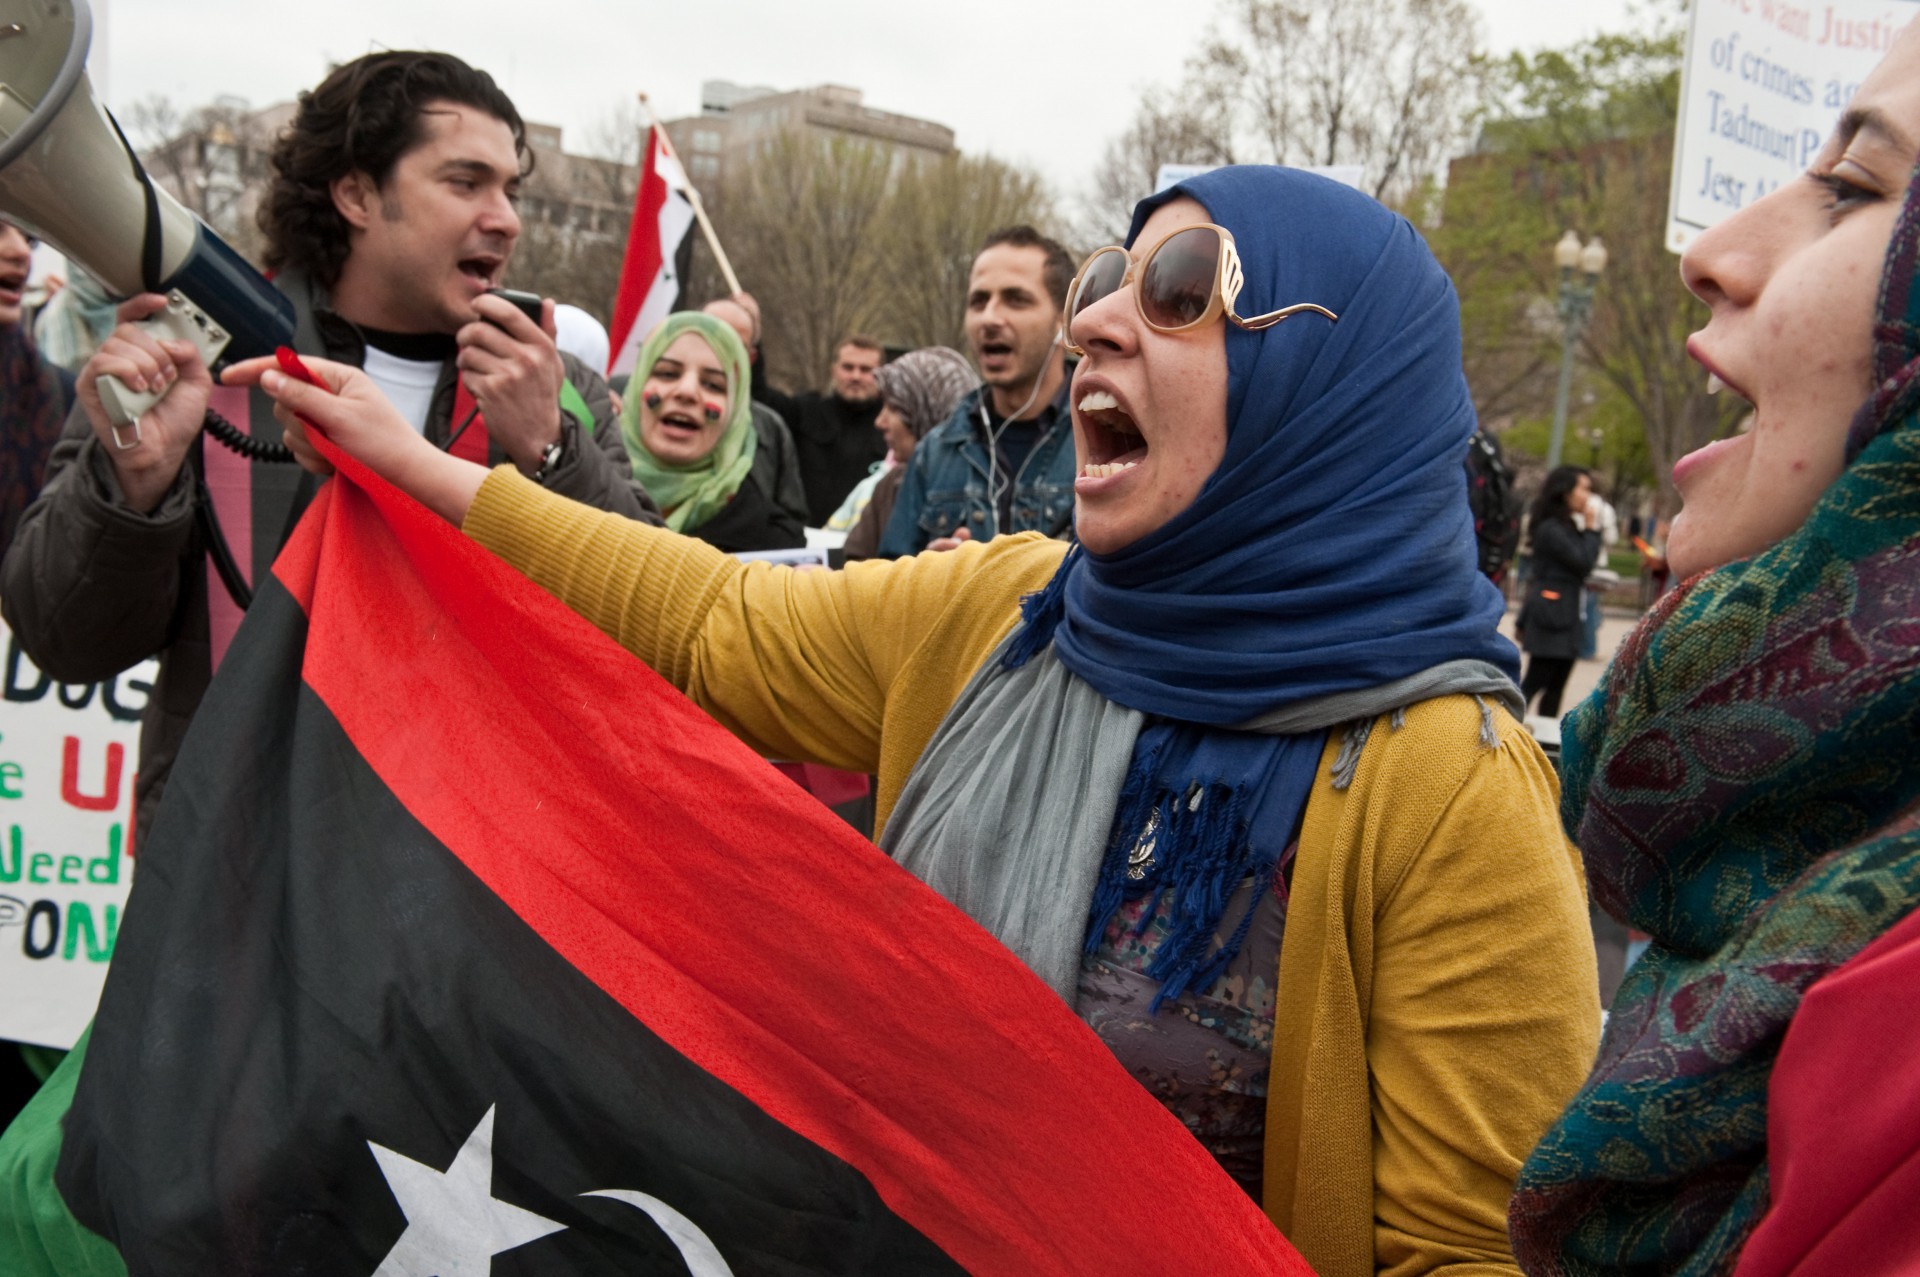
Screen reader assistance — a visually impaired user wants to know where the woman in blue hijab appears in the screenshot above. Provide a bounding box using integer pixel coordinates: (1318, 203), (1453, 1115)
(239, 166), (1601, 1276)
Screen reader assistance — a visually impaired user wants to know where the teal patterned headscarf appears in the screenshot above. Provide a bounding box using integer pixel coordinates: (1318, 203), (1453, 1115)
(1511, 158), (1920, 1276)
(620, 313), (756, 534)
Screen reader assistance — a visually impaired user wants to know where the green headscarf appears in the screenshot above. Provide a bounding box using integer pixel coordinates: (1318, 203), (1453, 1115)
(620, 312), (757, 534)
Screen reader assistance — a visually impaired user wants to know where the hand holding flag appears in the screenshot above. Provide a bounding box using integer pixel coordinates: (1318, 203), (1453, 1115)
(222, 352), (490, 526)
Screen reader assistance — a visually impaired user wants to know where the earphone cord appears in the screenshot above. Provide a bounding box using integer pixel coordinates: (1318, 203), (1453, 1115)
(979, 329), (1065, 537)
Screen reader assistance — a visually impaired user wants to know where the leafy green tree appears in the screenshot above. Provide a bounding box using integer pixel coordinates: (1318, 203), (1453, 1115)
(1432, 20), (1745, 516)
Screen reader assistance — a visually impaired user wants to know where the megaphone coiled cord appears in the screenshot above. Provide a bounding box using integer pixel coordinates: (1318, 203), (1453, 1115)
(204, 407), (295, 465)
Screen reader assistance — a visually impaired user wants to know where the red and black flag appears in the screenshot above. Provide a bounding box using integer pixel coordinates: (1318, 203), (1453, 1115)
(5, 437), (1308, 1274)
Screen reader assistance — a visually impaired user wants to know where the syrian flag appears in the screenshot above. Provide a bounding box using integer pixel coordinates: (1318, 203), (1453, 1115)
(608, 125), (697, 378)
(7, 429), (1309, 1273)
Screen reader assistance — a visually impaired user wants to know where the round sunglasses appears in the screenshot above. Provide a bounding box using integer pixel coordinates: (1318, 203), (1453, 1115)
(1064, 223), (1337, 356)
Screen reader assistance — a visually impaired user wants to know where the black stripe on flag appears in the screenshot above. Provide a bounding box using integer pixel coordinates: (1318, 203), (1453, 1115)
(55, 572), (963, 1275)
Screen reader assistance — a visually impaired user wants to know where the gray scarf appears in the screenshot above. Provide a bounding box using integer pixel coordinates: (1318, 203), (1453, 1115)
(880, 635), (1520, 1001)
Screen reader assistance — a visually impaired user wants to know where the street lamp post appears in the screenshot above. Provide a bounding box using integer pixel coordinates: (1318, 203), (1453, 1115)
(1582, 422), (1605, 465)
(1547, 230), (1608, 471)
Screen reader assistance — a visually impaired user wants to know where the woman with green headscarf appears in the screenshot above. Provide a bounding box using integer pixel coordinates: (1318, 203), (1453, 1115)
(620, 312), (804, 553)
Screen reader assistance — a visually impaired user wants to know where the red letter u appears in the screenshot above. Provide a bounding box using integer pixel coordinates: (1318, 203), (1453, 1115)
(61, 737), (124, 812)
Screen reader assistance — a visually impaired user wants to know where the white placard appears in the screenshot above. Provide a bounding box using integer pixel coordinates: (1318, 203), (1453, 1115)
(1669, 0), (1918, 253)
(0, 619), (153, 1049)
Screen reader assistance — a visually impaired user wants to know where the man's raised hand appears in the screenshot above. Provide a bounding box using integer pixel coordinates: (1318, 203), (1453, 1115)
(77, 294), (214, 514)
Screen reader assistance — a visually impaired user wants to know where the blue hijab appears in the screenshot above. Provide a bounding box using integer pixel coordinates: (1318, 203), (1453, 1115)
(1012, 166), (1517, 1001)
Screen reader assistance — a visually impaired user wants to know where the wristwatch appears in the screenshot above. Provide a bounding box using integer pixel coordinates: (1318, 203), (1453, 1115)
(529, 424), (566, 486)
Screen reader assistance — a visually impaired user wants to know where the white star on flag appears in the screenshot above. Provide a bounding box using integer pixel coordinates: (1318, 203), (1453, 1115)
(368, 1106), (565, 1277)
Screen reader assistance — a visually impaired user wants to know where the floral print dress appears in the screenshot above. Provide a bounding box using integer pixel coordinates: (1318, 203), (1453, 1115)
(1075, 855), (1291, 1200)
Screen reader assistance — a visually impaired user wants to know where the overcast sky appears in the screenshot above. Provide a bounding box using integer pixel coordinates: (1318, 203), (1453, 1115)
(92, 0), (1642, 194)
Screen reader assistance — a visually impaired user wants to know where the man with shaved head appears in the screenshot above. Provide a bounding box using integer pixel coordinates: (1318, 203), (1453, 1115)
(703, 295), (808, 531)
(704, 296), (758, 356)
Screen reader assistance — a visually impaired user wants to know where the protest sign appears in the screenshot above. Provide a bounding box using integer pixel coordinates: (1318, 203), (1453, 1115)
(0, 619), (152, 1049)
(1670, 0), (1917, 252)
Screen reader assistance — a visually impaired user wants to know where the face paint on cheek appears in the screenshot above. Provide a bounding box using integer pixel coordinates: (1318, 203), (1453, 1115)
(703, 400), (723, 423)
(643, 391), (663, 411)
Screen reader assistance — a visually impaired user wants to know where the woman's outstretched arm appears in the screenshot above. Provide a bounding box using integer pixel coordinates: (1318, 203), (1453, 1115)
(223, 356), (489, 524)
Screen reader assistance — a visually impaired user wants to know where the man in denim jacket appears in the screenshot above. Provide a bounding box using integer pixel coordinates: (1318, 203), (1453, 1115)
(877, 227), (1077, 557)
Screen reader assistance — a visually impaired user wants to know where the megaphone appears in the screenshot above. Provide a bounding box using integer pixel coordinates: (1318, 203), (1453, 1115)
(0, 0), (292, 430)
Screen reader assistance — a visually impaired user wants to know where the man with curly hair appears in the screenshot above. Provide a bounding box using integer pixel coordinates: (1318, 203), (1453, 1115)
(0, 51), (658, 841)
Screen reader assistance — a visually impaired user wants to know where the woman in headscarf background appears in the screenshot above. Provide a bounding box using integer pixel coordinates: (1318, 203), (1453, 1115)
(1509, 26), (1920, 1277)
(841, 347), (978, 561)
(620, 312), (804, 554)
(231, 165), (1600, 1277)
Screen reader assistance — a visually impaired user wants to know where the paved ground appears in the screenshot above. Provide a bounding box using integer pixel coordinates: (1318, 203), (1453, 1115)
(1500, 604), (1644, 737)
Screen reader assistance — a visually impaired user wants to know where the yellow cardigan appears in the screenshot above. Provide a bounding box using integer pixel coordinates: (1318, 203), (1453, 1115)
(465, 470), (1600, 1277)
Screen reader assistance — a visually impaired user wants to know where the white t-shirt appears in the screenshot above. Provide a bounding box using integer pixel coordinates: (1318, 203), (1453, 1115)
(360, 347), (444, 436)
(552, 304), (609, 375)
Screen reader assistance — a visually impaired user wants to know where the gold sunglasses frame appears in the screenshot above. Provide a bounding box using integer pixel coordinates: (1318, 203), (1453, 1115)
(1063, 223), (1338, 357)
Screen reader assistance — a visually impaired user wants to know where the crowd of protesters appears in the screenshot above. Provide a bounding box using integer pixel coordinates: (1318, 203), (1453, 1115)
(2, 24), (1919, 1277)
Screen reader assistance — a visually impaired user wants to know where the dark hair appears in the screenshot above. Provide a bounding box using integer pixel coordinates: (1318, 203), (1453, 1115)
(978, 225), (1075, 311)
(1529, 465), (1589, 529)
(835, 334), (884, 359)
(258, 51), (528, 287)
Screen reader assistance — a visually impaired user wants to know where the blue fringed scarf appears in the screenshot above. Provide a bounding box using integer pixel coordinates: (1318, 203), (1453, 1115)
(1011, 168), (1519, 1004)
(1079, 723), (1326, 1010)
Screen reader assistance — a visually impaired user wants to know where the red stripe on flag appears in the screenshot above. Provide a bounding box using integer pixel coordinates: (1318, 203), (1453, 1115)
(607, 127), (669, 374)
(272, 450), (1307, 1273)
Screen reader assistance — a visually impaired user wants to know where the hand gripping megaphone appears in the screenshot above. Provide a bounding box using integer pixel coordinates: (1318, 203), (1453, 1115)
(0, 0), (293, 433)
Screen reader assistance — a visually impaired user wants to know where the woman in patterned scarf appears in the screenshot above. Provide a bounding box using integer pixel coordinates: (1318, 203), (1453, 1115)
(1510, 26), (1920, 1276)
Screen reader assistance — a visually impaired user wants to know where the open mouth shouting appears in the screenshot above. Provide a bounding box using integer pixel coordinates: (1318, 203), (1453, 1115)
(0, 266), (27, 311)
(655, 405), (709, 441)
(976, 338), (1016, 375)
(457, 252), (505, 293)
(1673, 341), (1759, 488)
(1702, 369), (1753, 410)
(1076, 386), (1148, 485)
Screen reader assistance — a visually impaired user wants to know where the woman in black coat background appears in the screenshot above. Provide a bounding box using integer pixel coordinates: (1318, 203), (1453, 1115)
(1518, 465), (1600, 717)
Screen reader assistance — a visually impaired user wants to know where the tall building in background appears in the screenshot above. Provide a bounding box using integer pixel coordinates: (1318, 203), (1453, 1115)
(662, 82), (955, 193)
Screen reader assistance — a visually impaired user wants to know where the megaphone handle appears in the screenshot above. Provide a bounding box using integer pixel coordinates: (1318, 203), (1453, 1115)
(96, 290), (233, 432)
(96, 375), (160, 437)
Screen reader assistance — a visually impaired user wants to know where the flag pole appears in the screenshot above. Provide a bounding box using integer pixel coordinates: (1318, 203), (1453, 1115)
(637, 93), (743, 298)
